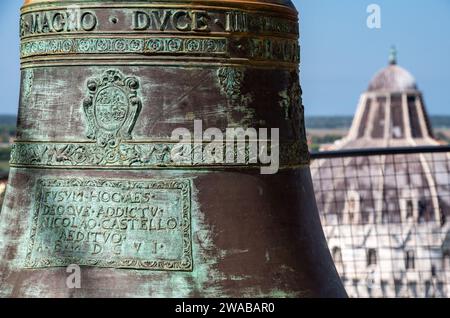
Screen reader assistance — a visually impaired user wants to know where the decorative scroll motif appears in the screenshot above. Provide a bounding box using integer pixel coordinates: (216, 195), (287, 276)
(10, 141), (309, 168)
(21, 37), (228, 58)
(217, 67), (245, 103)
(279, 90), (291, 121)
(247, 14), (299, 35)
(250, 38), (300, 64)
(217, 67), (255, 127)
(279, 76), (301, 120)
(22, 69), (34, 105)
(83, 69), (142, 147)
(25, 178), (192, 271)
(279, 71), (307, 144)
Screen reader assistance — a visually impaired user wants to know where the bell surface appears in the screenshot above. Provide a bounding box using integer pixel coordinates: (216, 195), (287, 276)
(0, 0), (346, 298)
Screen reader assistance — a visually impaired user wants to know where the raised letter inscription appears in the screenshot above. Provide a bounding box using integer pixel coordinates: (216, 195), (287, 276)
(25, 178), (192, 271)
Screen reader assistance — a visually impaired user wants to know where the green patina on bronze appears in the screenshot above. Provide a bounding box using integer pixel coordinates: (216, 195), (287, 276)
(217, 67), (255, 127)
(25, 178), (192, 270)
(20, 6), (300, 65)
(11, 65), (309, 169)
(0, 0), (347, 298)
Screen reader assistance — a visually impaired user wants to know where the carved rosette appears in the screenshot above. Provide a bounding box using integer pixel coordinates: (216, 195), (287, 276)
(83, 69), (142, 147)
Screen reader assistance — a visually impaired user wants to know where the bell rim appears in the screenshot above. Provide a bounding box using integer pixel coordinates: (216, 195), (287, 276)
(23, 0), (297, 12)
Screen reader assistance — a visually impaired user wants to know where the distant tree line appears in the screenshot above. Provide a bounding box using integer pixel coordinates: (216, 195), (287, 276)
(306, 115), (450, 129)
(0, 125), (16, 143)
(0, 148), (10, 162)
(1, 115), (450, 131)
(305, 116), (353, 129)
(0, 115), (17, 126)
(430, 116), (450, 129)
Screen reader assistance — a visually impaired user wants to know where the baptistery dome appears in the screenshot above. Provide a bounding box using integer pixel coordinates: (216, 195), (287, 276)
(312, 50), (450, 298)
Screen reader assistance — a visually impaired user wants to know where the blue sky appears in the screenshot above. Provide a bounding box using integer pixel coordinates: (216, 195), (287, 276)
(0, 0), (449, 115)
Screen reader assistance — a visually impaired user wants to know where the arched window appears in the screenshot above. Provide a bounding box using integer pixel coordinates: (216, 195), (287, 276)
(431, 265), (437, 277)
(332, 247), (344, 273)
(418, 199), (427, 223)
(344, 191), (360, 224)
(367, 249), (377, 266)
(332, 247), (343, 265)
(406, 200), (414, 219)
(400, 190), (418, 223)
(443, 251), (450, 270)
(405, 250), (415, 270)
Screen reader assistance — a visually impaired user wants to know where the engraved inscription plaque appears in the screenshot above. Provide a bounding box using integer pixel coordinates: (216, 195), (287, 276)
(25, 178), (192, 271)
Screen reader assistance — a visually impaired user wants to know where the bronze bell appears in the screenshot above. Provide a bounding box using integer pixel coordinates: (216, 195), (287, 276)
(0, 0), (346, 298)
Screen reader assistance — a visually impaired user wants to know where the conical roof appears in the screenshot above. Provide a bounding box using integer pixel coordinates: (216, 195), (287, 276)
(343, 49), (434, 144)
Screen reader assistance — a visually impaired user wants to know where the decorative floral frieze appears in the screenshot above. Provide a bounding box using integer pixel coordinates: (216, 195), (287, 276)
(21, 37), (228, 58)
(10, 141), (309, 168)
(20, 36), (300, 64)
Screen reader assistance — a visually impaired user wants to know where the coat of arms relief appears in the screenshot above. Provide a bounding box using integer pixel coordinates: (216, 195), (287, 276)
(83, 69), (142, 147)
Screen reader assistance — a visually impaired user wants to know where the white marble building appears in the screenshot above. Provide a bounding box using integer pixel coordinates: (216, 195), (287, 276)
(312, 51), (450, 297)
(0, 176), (7, 208)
